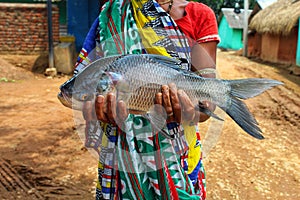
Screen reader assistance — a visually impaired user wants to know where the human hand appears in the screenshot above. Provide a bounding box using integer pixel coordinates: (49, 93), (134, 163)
(94, 92), (128, 126)
(155, 83), (198, 124)
(155, 83), (214, 124)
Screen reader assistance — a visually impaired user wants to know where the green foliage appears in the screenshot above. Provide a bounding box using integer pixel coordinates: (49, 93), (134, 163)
(198, 0), (256, 16)
(0, 77), (16, 83)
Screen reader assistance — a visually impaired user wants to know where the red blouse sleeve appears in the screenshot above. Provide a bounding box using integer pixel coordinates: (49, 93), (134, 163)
(190, 2), (220, 44)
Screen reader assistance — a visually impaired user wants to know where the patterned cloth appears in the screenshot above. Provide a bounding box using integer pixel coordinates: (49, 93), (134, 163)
(73, 0), (220, 199)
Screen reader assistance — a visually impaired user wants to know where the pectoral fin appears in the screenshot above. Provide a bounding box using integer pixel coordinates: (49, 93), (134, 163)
(196, 102), (224, 121)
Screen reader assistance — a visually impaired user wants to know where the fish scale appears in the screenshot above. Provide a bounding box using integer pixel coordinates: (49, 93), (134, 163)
(107, 57), (228, 112)
(109, 55), (229, 111)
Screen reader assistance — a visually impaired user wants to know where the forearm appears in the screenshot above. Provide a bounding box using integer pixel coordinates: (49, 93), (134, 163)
(191, 42), (218, 122)
(191, 42), (217, 76)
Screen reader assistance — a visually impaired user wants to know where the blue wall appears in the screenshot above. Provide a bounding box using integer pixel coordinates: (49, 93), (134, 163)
(67, 0), (100, 51)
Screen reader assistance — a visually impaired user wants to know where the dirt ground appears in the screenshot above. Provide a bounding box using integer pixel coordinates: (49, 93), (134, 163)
(0, 51), (299, 199)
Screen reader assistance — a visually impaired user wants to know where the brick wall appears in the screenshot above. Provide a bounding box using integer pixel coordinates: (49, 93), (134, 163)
(0, 3), (59, 54)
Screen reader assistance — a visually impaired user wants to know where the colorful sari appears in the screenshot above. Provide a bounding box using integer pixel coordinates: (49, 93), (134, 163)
(74, 0), (206, 199)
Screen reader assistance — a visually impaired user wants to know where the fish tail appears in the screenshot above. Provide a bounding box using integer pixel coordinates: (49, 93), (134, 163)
(229, 78), (283, 99)
(222, 78), (283, 139)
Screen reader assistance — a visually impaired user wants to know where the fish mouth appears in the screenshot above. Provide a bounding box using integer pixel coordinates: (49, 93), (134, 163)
(57, 92), (73, 109)
(58, 91), (84, 110)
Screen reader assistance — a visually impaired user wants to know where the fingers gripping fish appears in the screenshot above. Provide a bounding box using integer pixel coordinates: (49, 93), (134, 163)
(58, 54), (283, 140)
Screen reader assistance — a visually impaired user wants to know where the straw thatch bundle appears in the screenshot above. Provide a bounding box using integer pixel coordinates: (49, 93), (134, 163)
(249, 0), (300, 35)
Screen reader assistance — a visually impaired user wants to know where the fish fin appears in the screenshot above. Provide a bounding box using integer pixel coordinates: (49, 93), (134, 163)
(221, 97), (264, 140)
(222, 78), (283, 139)
(141, 54), (183, 70)
(229, 78), (283, 99)
(75, 55), (124, 79)
(196, 102), (224, 121)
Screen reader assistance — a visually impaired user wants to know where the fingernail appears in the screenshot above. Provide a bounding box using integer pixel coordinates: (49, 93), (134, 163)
(97, 96), (103, 103)
(107, 94), (115, 102)
(162, 86), (169, 93)
(169, 83), (176, 89)
(156, 93), (162, 98)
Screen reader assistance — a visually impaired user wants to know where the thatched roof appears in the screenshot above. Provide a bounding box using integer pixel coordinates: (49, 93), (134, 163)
(249, 0), (300, 35)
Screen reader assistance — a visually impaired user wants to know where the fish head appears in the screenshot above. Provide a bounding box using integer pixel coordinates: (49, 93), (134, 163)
(58, 73), (96, 110)
(57, 55), (126, 110)
(58, 70), (127, 110)
(57, 75), (76, 109)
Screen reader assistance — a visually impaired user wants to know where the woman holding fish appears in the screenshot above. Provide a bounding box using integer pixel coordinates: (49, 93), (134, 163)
(75, 0), (219, 199)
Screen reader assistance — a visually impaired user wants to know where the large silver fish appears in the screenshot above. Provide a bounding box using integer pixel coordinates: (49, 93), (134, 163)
(58, 54), (282, 139)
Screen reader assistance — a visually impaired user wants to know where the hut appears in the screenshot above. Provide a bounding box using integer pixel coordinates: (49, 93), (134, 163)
(250, 0), (278, 21)
(247, 0), (277, 57)
(218, 8), (252, 50)
(249, 0), (300, 66)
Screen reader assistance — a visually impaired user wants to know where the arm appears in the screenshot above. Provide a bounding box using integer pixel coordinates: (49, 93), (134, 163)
(157, 0), (219, 123)
(191, 41), (217, 79)
(191, 41), (218, 122)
